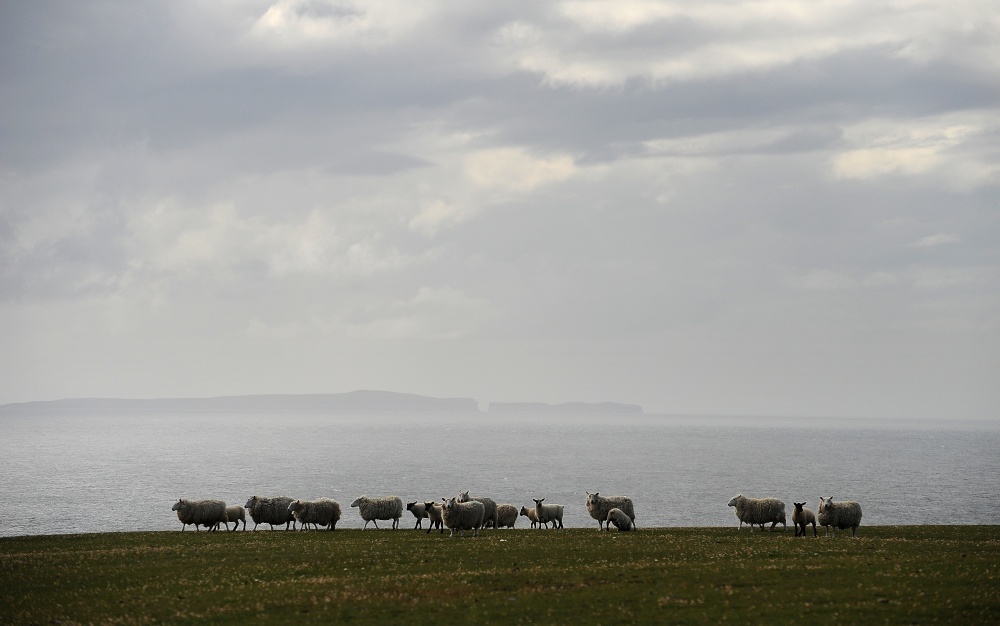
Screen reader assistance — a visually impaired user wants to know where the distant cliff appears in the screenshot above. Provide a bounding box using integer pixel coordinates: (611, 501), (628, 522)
(0, 390), (480, 415)
(488, 401), (643, 414)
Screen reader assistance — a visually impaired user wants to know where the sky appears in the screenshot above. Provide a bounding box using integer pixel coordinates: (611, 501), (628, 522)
(1, 1), (998, 419)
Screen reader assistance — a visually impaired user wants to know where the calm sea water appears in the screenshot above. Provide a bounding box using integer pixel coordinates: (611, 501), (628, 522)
(1, 412), (997, 537)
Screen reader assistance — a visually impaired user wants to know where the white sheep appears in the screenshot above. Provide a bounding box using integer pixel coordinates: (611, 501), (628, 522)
(817, 496), (863, 537)
(442, 496), (485, 537)
(406, 501), (429, 529)
(457, 491), (499, 529)
(727, 494), (787, 532)
(225, 505), (246, 531)
(792, 502), (816, 537)
(531, 498), (565, 529)
(586, 492), (636, 531)
(423, 501), (444, 534)
(350, 495), (403, 529)
(607, 507), (634, 531)
(519, 506), (548, 529)
(171, 499), (228, 532)
(287, 498), (342, 530)
(496, 504), (518, 529)
(244, 496), (298, 531)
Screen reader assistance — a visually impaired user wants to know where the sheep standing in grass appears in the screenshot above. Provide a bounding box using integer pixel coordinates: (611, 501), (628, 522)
(406, 501), (429, 529)
(350, 495), (403, 529)
(727, 494), (787, 532)
(225, 505), (246, 531)
(423, 501), (444, 534)
(244, 496), (297, 531)
(457, 491), (499, 529)
(496, 504), (518, 529)
(519, 506), (548, 529)
(288, 499), (341, 531)
(792, 502), (816, 537)
(817, 497), (863, 537)
(442, 497), (485, 537)
(171, 499), (228, 532)
(586, 492), (636, 531)
(607, 508), (634, 531)
(532, 498), (565, 529)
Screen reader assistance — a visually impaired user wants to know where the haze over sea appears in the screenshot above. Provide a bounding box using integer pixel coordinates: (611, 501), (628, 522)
(1, 397), (997, 537)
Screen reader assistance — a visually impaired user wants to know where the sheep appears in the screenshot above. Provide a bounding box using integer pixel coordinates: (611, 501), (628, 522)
(817, 496), (863, 537)
(441, 496), (485, 537)
(225, 505), (246, 531)
(457, 491), (499, 529)
(531, 498), (565, 529)
(406, 501), (429, 529)
(171, 499), (228, 532)
(586, 492), (636, 531)
(519, 506), (548, 529)
(350, 495), (403, 529)
(496, 504), (519, 529)
(607, 507), (634, 531)
(792, 502), (817, 537)
(244, 496), (297, 531)
(287, 498), (342, 531)
(423, 501), (444, 534)
(727, 494), (787, 532)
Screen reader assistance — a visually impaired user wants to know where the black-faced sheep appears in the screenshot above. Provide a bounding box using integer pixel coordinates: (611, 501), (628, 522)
(406, 501), (429, 529)
(607, 507), (634, 531)
(350, 495), (403, 529)
(244, 496), (297, 531)
(817, 496), (862, 537)
(442, 496), (485, 537)
(792, 502), (816, 537)
(727, 494), (787, 532)
(288, 498), (342, 531)
(586, 492), (636, 531)
(423, 501), (444, 534)
(171, 499), (228, 532)
(457, 491), (499, 529)
(532, 498), (565, 529)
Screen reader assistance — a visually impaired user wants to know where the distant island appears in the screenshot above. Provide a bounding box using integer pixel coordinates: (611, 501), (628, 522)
(0, 391), (643, 416)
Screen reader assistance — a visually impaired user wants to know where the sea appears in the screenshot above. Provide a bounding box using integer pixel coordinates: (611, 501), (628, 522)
(1, 412), (997, 537)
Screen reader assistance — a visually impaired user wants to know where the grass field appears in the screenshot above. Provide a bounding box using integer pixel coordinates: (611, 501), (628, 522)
(2, 525), (998, 624)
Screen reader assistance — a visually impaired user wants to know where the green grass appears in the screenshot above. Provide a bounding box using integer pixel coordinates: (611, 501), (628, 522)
(2, 526), (998, 624)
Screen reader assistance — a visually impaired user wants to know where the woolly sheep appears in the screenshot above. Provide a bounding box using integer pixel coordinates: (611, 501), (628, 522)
(244, 496), (297, 531)
(519, 506), (548, 529)
(457, 491), (499, 529)
(442, 496), (485, 537)
(423, 501), (444, 534)
(171, 499), (228, 532)
(407, 501), (429, 529)
(225, 505), (246, 531)
(607, 507), (634, 531)
(532, 498), (565, 529)
(350, 495), (403, 529)
(792, 502), (817, 537)
(586, 492), (636, 531)
(288, 498), (342, 531)
(727, 494), (787, 532)
(496, 504), (518, 529)
(817, 496), (863, 537)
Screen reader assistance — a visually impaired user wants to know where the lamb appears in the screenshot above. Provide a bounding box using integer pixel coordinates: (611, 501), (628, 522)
(244, 496), (297, 531)
(441, 496), (485, 537)
(406, 501), (429, 529)
(607, 507), (634, 531)
(586, 492), (636, 531)
(817, 496), (863, 537)
(350, 495), (403, 529)
(457, 491), (499, 529)
(792, 502), (817, 537)
(532, 498), (565, 529)
(423, 501), (444, 534)
(727, 494), (787, 532)
(496, 504), (519, 529)
(171, 499), (228, 532)
(225, 505), (246, 531)
(287, 498), (342, 531)
(519, 506), (548, 529)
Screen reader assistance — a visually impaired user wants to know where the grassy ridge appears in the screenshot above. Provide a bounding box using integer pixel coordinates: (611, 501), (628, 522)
(2, 526), (998, 624)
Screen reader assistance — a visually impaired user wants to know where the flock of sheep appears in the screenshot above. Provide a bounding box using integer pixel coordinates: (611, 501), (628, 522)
(170, 492), (862, 537)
